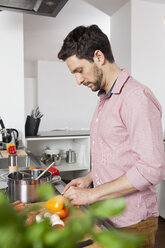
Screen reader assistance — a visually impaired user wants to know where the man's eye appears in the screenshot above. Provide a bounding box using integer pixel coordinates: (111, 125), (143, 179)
(74, 69), (82, 74)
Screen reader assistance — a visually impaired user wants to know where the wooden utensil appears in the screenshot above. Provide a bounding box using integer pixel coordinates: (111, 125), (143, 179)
(35, 162), (55, 180)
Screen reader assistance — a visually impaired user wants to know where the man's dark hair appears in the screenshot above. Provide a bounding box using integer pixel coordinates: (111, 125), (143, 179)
(58, 25), (114, 63)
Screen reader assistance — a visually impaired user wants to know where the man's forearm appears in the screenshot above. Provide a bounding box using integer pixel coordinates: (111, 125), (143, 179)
(91, 174), (137, 202)
(85, 171), (93, 184)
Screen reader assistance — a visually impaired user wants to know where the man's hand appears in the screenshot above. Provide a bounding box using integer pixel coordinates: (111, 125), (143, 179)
(63, 186), (94, 205)
(62, 172), (92, 194)
(63, 173), (137, 206)
(63, 174), (137, 206)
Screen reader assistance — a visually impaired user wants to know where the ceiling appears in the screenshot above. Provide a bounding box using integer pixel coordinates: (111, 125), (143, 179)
(83, 0), (129, 16)
(83, 0), (165, 16)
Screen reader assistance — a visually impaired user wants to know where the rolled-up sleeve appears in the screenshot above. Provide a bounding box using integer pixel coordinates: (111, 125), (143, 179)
(124, 88), (165, 191)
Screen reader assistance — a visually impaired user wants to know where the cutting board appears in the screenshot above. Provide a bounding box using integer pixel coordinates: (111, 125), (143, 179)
(28, 202), (104, 248)
(1, 149), (27, 158)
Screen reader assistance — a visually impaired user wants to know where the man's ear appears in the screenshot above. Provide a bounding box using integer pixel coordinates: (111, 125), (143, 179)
(93, 50), (105, 65)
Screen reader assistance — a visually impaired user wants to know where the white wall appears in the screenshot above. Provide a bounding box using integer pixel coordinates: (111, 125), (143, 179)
(38, 61), (98, 131)
(111, 1), (131, 71)
(24, 78), (37, 117)
(24, 0), (110, 63)
(24, 0), (110, 131)
(131, 0), (165, 129)
(111, 0), (165, 130)
(0, 11), (25, 141)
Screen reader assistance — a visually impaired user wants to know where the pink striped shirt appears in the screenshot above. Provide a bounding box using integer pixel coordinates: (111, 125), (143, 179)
(90, 69), (165, 228)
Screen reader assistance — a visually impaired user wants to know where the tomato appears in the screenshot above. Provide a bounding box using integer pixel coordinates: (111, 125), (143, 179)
(56, 207), (69, 219)
(45, 195), (69, 219)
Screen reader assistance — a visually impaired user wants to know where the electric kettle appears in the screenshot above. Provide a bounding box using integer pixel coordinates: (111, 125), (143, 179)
(0, 117), (19, 149)
(2, 128), (19, 149)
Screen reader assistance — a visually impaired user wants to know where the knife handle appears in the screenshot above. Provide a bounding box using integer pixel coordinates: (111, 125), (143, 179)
(76, 239), (94, 248)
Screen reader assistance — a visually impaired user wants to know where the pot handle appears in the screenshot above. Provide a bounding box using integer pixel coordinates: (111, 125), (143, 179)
(47, 176), (61, 184)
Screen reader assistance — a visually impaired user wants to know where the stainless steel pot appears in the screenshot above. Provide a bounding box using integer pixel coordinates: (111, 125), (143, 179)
(40, 153), (61, 166)
(66, 149), (76, 164)
(8, 169), (52, 203)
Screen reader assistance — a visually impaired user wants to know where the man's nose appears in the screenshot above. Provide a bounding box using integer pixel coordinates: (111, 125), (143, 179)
(75, 74), (84, 85)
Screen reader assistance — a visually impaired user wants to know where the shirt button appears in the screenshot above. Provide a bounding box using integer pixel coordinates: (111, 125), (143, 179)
(96, 118), (98, 122)
(92, 140), (95, 145)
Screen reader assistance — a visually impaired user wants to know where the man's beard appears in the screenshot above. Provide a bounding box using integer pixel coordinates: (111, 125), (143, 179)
(87, 64), (103, 92)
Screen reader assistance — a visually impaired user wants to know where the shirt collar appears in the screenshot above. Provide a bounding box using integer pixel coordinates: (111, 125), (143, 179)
(98, 79), (117, 99)
(98, 68), (130, 99)
(111, 68), (130, 94)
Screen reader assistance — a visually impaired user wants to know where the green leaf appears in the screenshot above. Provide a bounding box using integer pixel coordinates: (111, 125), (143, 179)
(44, 227), (81, 248)
(0, 188), (144, 248)
(22, 204), (42, 215)
(65, 212), (95, 241)
(0, 226), (16, 248)
(44, 213), (95, 248)
(36, 183), (56, 201)
(25, 220), (50, 244)
(0, 192), (25, 227)
(89, 198), (126, 219)
(44, 229), (68, 246)
(93, 230), (144, 248)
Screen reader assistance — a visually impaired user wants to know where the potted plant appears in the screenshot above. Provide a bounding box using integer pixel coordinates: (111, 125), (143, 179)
(0, 184), (144, 248)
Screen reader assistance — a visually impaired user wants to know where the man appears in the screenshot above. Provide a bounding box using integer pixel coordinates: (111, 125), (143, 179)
(58, 25), (165, 247)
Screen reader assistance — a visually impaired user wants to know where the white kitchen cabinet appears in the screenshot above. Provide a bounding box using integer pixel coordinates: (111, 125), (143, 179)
(25, 130), (90, 179)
